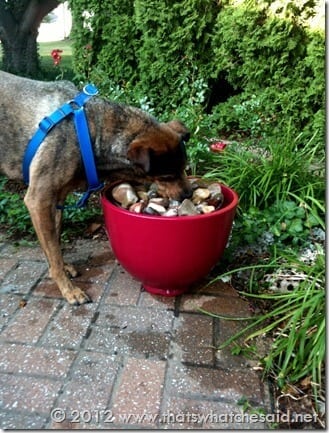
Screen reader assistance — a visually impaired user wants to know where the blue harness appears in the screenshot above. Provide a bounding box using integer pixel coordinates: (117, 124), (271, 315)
(23, 84), (104, 208)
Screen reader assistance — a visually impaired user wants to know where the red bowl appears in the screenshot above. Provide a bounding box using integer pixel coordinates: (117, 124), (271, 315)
(101, 183), (238, 296)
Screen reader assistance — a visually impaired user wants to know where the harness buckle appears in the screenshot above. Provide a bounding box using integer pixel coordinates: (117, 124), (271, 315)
(38, 117), (54, 133)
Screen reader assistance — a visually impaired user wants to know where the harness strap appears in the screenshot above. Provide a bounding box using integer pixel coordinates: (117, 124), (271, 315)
(72, 107), (104, 208)
(22, 102), (73, 184)
(23, 84), (103, 208)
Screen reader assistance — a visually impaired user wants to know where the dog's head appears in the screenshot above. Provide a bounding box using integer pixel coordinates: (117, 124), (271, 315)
(127, 120), (192, 200)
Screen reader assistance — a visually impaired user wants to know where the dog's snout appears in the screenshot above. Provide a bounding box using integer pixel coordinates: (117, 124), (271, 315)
(180, 184), (193, 200)
(154, 176), (192, 201)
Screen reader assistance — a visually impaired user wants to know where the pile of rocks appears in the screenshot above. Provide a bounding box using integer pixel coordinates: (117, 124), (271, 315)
(110, 179), (224, 217)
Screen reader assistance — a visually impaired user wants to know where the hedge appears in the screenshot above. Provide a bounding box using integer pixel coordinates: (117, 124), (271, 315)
(68, 0), (324, 145)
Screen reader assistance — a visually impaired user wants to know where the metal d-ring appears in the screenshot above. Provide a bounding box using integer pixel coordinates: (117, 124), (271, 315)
(83, 84), (99, 96)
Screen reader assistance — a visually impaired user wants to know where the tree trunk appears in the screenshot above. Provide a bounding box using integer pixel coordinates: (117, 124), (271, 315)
(0, 0), (60, 77)
(2, 29), (40, 77)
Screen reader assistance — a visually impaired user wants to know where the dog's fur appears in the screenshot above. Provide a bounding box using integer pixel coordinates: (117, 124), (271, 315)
(0, 71), (191, 304)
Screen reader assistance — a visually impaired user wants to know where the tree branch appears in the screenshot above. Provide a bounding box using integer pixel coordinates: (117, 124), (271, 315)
(21, 0), (60, 33)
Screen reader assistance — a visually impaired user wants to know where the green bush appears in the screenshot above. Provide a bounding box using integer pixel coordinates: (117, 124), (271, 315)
(68, 0), (324, 148)
(69, 0), (218, 112)
(210, 3), (324, 145)
(69, 0), (138, 84)
(133, 0), (218, 111)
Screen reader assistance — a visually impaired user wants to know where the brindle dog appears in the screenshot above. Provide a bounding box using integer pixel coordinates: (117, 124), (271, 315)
(0, 71), (191, 305)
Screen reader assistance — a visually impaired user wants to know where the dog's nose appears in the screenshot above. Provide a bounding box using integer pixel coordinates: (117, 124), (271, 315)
(180, 184), (193, 200)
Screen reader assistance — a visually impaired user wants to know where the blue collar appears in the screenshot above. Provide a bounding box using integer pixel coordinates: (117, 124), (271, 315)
(23, 84), (104, 208)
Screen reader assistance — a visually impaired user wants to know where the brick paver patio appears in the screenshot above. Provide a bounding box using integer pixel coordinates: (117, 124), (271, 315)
(0, 237), (271, 429)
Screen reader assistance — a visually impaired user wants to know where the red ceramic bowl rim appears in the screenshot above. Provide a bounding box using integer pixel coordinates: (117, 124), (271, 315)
(101, 182), (239, 222)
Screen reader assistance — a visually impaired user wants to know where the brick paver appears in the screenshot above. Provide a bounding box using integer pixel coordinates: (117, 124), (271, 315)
(0, 237), (271, 429)
(112, 357), (166, 426)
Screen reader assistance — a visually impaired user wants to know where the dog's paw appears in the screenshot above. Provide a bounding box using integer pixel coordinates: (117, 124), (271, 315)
(66, 286), (91, 305)
(64, 263), (79, 278)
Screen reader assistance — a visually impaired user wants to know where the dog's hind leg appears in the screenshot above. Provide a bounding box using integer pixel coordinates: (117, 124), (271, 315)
(24, 187), (90, 305)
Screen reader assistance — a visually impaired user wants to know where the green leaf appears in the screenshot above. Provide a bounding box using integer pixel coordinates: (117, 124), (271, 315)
(288, 218), (304, 234)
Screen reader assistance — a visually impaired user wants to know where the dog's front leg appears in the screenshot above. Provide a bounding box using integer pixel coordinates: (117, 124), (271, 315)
(54, 205), (79, 279)
(24, 190), (90, 305)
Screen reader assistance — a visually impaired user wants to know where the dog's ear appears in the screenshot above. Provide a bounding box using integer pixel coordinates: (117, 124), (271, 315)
(127, 141), (150, 173)
(165, 120), (190, 142)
